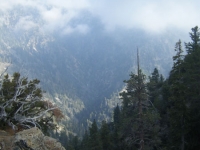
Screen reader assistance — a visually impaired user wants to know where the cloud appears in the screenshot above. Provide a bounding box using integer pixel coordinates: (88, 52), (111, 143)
(40, 6), (90, 34)
(89, 0), (200, 33)
(0, 0), (90, 34)
(1, 0), (200, 34)
(63, 24), (89, 34)
(14, 16), (38, 31)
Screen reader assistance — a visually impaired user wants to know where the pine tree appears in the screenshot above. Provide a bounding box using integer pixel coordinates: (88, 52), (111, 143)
(185, 26), (200, 54)
(148, 68), (169, 148)
(89, 119), (102, 150)
(168, 40), (187, 150)
(119, 50), (161, 150)
(0, 72), (63, 133)
(183, 26), (200, 149)
(100, 120), (111, 150)
(111, 104), (121, 150)
(168, 26), (200, 149)
(113, 104), (121, 130)
(81, 130), (90, 150)
(148, 68), (164, 110)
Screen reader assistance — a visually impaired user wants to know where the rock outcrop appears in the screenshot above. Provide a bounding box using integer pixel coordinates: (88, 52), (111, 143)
(0, 127), (65, 150)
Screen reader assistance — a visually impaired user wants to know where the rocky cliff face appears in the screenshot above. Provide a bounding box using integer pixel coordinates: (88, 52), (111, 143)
(0, 127), (65, 150)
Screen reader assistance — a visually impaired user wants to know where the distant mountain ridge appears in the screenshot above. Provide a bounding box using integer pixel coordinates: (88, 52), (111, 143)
(0, 5), (188, 135)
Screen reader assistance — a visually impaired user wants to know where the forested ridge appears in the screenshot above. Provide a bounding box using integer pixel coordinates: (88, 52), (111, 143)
(64, 26), (200, 150)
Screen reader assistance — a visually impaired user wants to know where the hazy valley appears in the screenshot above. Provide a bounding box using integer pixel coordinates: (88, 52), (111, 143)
(0, 4), (189, 136)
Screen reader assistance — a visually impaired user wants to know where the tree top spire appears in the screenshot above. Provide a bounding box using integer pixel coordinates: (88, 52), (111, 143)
(137, 47), (140, 76)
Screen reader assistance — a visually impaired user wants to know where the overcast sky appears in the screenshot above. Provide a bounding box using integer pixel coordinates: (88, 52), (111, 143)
(0, 0), (200, 34)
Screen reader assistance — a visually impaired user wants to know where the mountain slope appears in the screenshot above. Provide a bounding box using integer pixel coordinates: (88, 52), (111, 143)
(0, 5), (188, 135)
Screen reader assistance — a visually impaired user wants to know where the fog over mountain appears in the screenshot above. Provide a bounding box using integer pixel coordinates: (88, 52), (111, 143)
(0, 0), (199, 135)
(1, 0), (200, 34)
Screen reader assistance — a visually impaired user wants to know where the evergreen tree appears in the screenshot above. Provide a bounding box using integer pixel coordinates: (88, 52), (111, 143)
(148, 68), (164, 110)
(168, 26), (200, 149)
(0, 72), (63, 133)
(100, 120), (111, 150)
(185, 26), (200, 54)
(89, 119), (102, 150)
(148, 68), (169, 148)
(113, 104), (121, 130)
(81, 130), (90, 150)
(183, 26), (200, 149)
(119, 50), (161, 150)
(168, 40), (187, 150)
(112, 105), (121, 150)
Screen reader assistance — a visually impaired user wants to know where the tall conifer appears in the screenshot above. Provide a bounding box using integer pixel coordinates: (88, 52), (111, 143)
(183, 26), (200, 149)
(119, 49), (160, 150)
(168, 40), (186, 150)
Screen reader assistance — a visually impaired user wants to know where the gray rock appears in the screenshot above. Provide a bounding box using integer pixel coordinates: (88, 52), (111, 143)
(0, 128), (66, 150)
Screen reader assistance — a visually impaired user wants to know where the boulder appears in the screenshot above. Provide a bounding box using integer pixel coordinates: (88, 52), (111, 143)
(0, 127), (65, 150)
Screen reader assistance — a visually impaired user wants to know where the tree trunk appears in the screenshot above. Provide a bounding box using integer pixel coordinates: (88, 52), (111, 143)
(181, 117), (185, 150)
